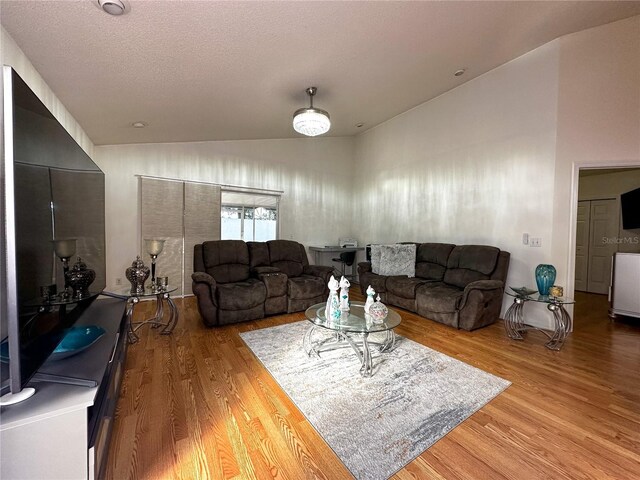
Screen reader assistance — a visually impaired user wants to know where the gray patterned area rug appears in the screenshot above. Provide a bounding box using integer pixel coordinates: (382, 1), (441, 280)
(240, 321), (510, 480)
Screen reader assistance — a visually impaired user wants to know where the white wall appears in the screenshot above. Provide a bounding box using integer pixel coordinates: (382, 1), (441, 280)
(353, 42), (560, 326)
(93, 138), (355, 289)
(1, 26), (94, 158)
(553, 16), (640, 300)
(352, 16), (640, 328)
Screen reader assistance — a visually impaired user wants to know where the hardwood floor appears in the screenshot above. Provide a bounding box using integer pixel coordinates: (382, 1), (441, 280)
(105, 291), (640, 479)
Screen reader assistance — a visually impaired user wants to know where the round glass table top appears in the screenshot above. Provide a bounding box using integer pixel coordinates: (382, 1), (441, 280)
(305, 301), (401, 334)
(506, 290), (575, 305)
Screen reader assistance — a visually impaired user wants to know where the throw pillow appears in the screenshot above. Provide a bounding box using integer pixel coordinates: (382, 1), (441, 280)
(371, 244), (382, 274)
(379, 244), (416, 277)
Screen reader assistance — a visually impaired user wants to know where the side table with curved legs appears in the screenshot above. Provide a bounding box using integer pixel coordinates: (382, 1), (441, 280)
(104, 287), (179, 344)
(504, 290), (574, 351)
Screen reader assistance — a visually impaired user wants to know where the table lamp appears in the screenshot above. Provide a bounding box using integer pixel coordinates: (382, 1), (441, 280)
(144, 238), (165, 288)
(52, 238), (76, 299)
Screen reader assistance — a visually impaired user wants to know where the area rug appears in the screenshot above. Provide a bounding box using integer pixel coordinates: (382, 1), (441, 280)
(240, 321), (510, 480)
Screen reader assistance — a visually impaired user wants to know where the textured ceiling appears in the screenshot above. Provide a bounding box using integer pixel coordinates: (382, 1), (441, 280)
(2, 1), (640, 145)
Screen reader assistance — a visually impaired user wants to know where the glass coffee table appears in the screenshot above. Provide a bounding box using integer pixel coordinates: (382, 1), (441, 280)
(304, 301), (401, 377)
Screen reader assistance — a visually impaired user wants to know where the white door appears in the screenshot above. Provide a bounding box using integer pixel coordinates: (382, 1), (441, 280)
(587, 199), (618, 294)
(575, 201), (590, 292)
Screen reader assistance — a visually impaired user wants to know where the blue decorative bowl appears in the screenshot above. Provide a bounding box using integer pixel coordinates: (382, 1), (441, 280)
(49, 326), (106, 360)
(1, 326), (106, 363)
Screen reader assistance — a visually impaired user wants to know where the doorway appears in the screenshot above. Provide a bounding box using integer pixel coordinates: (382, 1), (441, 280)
(575, 168), (640, 295)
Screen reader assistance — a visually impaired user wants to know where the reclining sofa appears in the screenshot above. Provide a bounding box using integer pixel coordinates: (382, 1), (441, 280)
(192, 239), (334, 326)
(358, 243), (510, 331)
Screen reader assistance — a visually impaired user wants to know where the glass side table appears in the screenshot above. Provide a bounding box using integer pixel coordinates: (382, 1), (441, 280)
(104, 286), (178, 344)
(504, 289), (575, 351)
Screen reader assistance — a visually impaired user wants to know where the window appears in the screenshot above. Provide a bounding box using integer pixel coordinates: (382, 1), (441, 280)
(221, 191), (279, 241)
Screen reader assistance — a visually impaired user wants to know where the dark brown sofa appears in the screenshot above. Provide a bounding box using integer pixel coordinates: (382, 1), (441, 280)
(192, 239), (333, 326)
(358, 243), (510, 331)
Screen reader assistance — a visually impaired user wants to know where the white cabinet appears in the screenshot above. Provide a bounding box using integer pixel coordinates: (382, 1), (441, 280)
(0, 298), (127, 480)
(610, 252), (640, 319)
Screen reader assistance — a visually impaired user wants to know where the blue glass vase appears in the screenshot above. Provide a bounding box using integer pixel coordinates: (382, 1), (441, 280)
(535, 264), (556, 296)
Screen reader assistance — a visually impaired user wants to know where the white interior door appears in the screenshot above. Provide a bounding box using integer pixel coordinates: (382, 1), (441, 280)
(587, 199), (618, 294)
(575, 201), (590, 292)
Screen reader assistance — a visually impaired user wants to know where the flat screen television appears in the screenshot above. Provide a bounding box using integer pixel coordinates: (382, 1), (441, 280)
(1, 66), (106, 403)
(621, 187), (640, 230)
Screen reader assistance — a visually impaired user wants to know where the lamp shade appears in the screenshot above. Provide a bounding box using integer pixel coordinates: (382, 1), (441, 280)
(52, 239), (77, 259)
(293, 108), (331, 137)
(144, 238), (165, 256)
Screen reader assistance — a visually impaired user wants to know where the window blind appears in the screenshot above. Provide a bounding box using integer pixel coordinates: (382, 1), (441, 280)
(140, 177), (223, 296)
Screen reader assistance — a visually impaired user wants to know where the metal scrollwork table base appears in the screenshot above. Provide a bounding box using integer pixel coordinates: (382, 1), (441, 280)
(104, 286), (179, 343)
(304, 302), (401, 377)
(504, 290), (574, 351)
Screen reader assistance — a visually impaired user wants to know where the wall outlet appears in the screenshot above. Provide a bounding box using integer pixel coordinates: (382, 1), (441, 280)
(530, 237), (542, 247)
(115, 277), (122, 286)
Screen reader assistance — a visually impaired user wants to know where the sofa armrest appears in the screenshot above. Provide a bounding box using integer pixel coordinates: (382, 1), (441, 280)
(358, 261), (372, 275)
(459, 279), (504, 309)
(191, 272), (218, 326)
(304, 265), (334, 283)
(192, 271), (217, 288)
(257, 271), (288, 298)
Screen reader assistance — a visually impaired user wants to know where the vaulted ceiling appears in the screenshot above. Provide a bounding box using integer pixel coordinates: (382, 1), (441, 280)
(2, 1), (640, 145)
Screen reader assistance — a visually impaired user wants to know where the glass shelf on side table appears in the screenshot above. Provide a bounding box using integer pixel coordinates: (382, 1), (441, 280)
(102, 286), (178, 343)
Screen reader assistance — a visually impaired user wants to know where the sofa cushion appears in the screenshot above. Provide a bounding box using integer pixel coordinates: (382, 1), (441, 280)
(359, 271), (387, 295)
(416, 283), (464, 313)
(216, 278), (266, 310)
(247, 241), (271, 268)
(386, 276), (429, 299)
(379, 244), (416, 277)
(202, 240), (250, 283)
(267, 240), (306, 278)
(415, 243), (455, 281)
(288, 275), (326, 300)
(443, 245), (500, 289)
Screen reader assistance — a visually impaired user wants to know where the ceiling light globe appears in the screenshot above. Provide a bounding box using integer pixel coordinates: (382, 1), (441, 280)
(293, 108), (331, 137)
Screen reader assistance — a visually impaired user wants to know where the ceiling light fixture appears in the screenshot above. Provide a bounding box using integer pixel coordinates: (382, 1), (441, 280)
(97, 0), (127, 16)
(293, 87), (331, 137)
(131, 121), (147, 128)
(454, 68), (466, 77)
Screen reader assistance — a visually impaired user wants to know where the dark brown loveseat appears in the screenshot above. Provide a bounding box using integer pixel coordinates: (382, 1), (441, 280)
(192, 239), (333, 326)
(358, 243), (510, 331)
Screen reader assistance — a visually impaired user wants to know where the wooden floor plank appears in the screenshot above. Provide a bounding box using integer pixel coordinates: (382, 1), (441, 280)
(105, 291), (640, 479)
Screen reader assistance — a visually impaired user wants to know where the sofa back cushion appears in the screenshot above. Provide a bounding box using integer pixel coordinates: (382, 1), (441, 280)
(443, 245), (500, 288)
(201, 240), (250, 284)
(267, 240), (307, 278)
(415, 243), (455, 280)
(247, 241), (271, 268)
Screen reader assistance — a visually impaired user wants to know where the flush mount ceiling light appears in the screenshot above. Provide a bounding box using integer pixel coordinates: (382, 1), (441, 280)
(293, 87), (331, 137)
(97, 0), (128, 16)
(131, 121), (147, 128)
